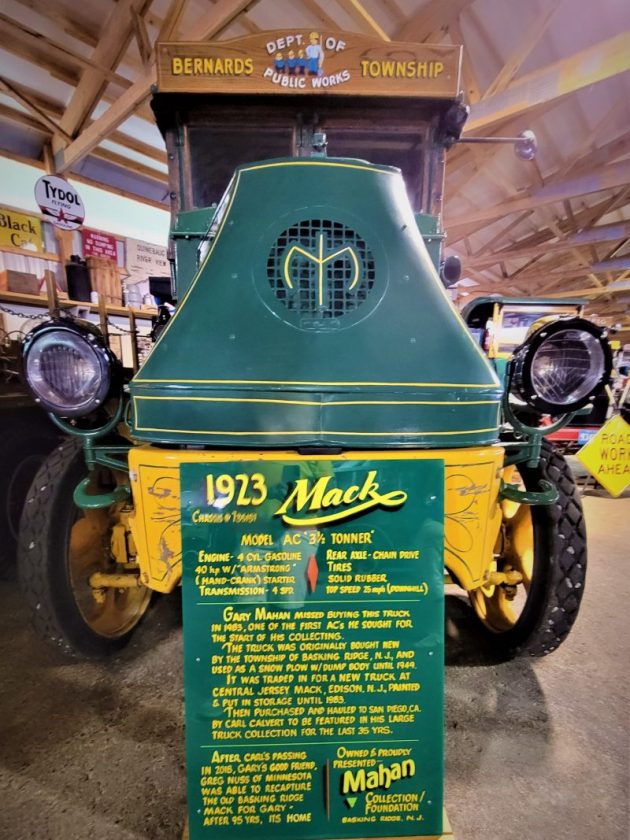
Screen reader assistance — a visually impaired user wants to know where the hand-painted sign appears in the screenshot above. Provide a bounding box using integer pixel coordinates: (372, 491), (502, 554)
(577, 414), (630, 496)
(0, 207), (43, 252)
(181, 456), (445, 839)
(34, 175), (84, 231)
(125, 237), (169, 283)
(81, 228), (118, 261)
(158, 31), (461, 98)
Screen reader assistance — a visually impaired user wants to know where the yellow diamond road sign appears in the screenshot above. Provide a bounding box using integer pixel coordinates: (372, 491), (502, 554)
(577, 414), (630, 497)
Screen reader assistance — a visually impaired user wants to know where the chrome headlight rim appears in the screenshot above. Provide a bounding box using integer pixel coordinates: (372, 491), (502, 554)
(22, 319), (117, 418)
(511, 317), (612, 415)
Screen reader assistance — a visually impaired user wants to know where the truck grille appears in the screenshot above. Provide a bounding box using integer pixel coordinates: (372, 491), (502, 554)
(267, 219), (375, 322)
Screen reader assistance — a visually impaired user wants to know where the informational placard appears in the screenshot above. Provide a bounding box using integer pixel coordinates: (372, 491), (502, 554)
(81, 227), (118, 260)
(0, 207), (43, 252)
(158, 31), (461, 98)
(181, 457), (445, 840)
(577, 414), (630, 496)
(34, 174), (84, 230)
(125, 237), (169, 283)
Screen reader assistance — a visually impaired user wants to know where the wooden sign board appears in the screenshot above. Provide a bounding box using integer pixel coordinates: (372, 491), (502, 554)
(157, 31), (461, 98)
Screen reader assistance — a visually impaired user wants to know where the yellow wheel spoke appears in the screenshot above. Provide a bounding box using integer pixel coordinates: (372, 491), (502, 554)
(470, 464), (536, 634)
(509, 505), (534, 588)
(68, 503), (150, 640)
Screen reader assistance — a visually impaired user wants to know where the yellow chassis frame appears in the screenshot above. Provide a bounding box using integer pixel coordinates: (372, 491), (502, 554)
(127, 445), (504, 596)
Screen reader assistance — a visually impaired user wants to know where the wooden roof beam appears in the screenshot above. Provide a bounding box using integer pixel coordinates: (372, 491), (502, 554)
(300, 0), (342, 31)
(466, 31), (630, 133)
(52, 0), (149, 156)
(0, 76), (72, 142)
(53, 0), (261, 174)
(395, 0), (475, 42)
(482, 1), (561, 99)
(132, 8), (153, 67)
(478, 189), (630, 255)
(446, 158), (630, 236)
(148, 0), (188, 60)
(0, 13), (133, 90)
(468, 221), (630, 268)
(336, 0), (391, 40)
(12, 0), (99, 48)
(448, 17), (480, 103)
(0, 98), (166, 170)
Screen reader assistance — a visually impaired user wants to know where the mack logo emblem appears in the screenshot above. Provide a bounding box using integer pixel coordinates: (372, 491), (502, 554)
(275, 470), (408, 526)
(283, 232), (360, 307)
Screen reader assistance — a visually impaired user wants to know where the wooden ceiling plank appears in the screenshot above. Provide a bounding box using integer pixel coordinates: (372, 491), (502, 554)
(482, 189), (630, 257)
(482, 1), (561, 100)
(378, 0), (406, 23)
(0, 96), (166, 171)
(150, 0), (189, 52)
(54, 0), (261, 174)
(0, 146), (168, 209)
(132, 8), (153, 67)
(0, 76), (72, 142)
(91, 146), (168, 184)
(12, 0), (99, 48)
(469, 220), (630, 268)
(553, 103), (619, 181)
(336, 0), (391, 40)
(0, 14), (132, 89)
(445, 183), (630, 248)
(471, 210), (535, 257)
(53, 0), (149, 154)
(300, 0), (342, 31)
(395, 0), (475, 43)
(466, 31), (630, 133)
(446, 158), (630, 234)
(448, 16), (480, 103)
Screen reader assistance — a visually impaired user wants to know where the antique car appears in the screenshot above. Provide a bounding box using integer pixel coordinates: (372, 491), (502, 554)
(16, 31), (612, 660)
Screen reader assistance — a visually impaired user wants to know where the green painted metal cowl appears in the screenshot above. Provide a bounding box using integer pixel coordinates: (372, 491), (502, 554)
(130, 157), (502, 448)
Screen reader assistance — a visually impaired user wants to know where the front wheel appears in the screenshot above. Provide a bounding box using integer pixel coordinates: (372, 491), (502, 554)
(18, 439), (151, 658)
(469, 440), (586, 657)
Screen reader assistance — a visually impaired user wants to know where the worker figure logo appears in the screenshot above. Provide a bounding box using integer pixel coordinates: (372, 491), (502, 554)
(268, 219), (377, 326)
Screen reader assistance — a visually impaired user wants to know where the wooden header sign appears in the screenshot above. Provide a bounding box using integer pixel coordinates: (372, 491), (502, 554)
(157, 31), (461, 98)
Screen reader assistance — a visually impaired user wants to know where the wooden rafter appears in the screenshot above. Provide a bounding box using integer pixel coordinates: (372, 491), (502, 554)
(466, 31), (630, 133)
(448, 17), (480, 103)
(53, 0), (261, 174)
(13, 0), (99, 48)
(0, 12), (132, 90)
(482, 1), (561, 99)
(52, 0), (150, 159)
(0, 99), (166, 170)
(300, 0), (340, 30)
(395, 0), (475, 42)
(446, 159), (630, 236)
(149, 0), (188, 56)
(336, 0), (391, 40)
(0, 76), (72, 143)
(132, 8), (153, 66)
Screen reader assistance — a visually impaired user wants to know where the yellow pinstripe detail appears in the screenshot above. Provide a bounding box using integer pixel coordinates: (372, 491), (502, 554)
(134, 378), (497, 388)
(134, 395), (499, 407)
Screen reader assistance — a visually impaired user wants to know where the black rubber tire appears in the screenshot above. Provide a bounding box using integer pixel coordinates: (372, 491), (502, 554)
(0, 412), (62, 579)
(489, 439), (587, 657)
(17, 438), (148, 659)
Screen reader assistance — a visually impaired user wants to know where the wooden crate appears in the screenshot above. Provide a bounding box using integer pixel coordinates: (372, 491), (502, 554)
(0, 269), (40, 294)
(87, 256), (122, 305)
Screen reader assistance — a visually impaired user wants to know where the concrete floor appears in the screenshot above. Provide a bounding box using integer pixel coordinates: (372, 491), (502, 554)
(0, 491), (628, 840)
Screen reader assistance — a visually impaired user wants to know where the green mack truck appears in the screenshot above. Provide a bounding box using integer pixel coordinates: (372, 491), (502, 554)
(17, 30), (611, 662)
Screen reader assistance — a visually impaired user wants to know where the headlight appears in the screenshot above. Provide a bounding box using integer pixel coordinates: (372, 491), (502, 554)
(22, 321), (116, 417)
(511, 318), (612, 414)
